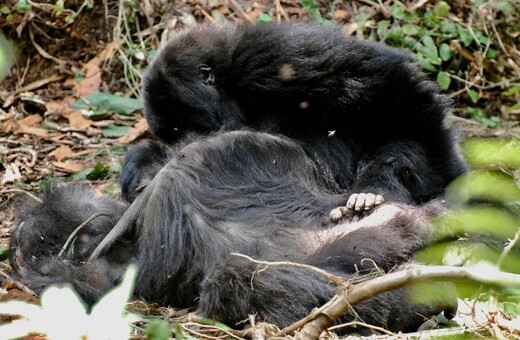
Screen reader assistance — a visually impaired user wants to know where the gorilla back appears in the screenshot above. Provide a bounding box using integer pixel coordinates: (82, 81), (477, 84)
(142, 22), (466, 198)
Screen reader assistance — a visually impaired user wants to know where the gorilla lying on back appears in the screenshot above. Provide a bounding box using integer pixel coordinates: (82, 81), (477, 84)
(9, 22), (466, 333)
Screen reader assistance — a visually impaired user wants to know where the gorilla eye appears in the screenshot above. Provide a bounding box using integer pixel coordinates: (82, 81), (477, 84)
(198, 64), (215, 85)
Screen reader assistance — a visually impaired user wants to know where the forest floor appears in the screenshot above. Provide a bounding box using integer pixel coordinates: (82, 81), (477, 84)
(0, 0), (519, 339)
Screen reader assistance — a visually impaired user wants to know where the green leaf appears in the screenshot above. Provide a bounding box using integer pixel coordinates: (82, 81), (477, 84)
(423, 12), (440, 28)
(102, 124), (130, 138)
(439, 43), (452, 61)
(467, 107), (482, 118)
(300, 0), (330, 24)
(377, 20), (390, 37)
(475, 31), (490, 45)
(467, 89), (478, 103)
(416, 57), (437, 72)
(54, 0), (64, 15)
(435, 1), (451, 17)
(457, 27), (473, 46)
(86, 162), (111, 180)
(436, 71), (451, 90)
(422, 36), (438, 57)
(391, 4), (405, 19)
(440, 20), (457, 35)
(488, 1), (514, 14)
(416, 39), (442, 65)
(502, 85), (520, 96)
(256, 13), (273, 23)
(388, 26), (404, 43)
(1, 6), (10, 14)
(70, 168), (91, 181)
(71, 93), (143, 116)
(486, 48), (499, 59)
(403, 36), (417, 48)
(0, 246), (9, 261)
(145, 320), (171, 340)
(402, 24), (419, 35)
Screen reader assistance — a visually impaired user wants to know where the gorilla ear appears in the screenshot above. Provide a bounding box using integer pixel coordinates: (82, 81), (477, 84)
(198, 64), (215, 85)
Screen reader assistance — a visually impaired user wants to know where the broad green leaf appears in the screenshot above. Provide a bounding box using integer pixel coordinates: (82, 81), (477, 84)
(435, 1), (451, 17)
(145, 320), (171, 340)
(403, 24), (419, 35)
(422, 36), (438, 57)
(463, 139), (520, 169)
(502, 85), (520, 96)
(486, 48), (499, 59)
(256, 13), (273, 23)
(439, 43), (452, 61)
(0, 246), (8, 261)
(103, 124), (130, 138)
(436, 71), (451, 89)
(475, 31), (490, 45)
(391, 4), (405, 19)
(86, 162), (111, 180)
(388, 26), (404, 43)
(417, 38), (442, 65)
(71, 93), (143, 116)
(467, 89), (478, 103)
(403, 36), (417, 48)
(457, 27), (473, 46)
(440, 20), (457, 35)
(377, 20), (390, 37)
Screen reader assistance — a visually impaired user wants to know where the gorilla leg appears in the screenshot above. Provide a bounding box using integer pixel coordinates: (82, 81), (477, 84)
(199, 256), (455, 332)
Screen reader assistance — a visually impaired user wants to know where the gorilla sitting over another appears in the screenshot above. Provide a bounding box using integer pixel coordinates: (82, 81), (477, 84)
(9, 22), (466, 333)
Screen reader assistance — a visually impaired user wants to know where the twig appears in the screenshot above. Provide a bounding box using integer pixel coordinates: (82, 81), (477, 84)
(496, 231), (520, 269)
(0, 189), (42, 203)
(10, 74), (65, 96)
(28, 24), (66, 65)
(57, 212), (109, 259)
(196, 5), (217, 24)
(486, 12), (509, 56)
(328, 320), (396, 335)
(230, 253), (348, 285)
(1, 148), (38, 167)
(227, 0), (253, 25)
(407, 0), (429, 12)
(274, 0), (289, 22)
(0, 269), (38, 297)
(449, 75), (481, 98)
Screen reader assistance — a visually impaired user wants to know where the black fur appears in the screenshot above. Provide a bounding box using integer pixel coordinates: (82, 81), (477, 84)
(10, 23), (467, 333)
(9, 184), (134, 305)
(11, 132), (455, 331)
(125, 22), (466, 201)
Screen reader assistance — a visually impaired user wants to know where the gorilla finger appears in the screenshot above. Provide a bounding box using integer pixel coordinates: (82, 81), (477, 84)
(346, 193), (359, 210)
(364, 193), (376, 211)
(354, 193), (367, 211)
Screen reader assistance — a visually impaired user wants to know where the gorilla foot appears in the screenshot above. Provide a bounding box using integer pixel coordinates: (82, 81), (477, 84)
(329, 193), (385, 221)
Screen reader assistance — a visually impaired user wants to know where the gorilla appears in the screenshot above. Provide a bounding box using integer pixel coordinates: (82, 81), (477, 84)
(123, 22), (466, 204)
(8, 22), (466, 333)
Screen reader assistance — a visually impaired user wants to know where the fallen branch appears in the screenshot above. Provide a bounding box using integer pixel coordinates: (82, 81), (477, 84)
(277, 264), (520, 339)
